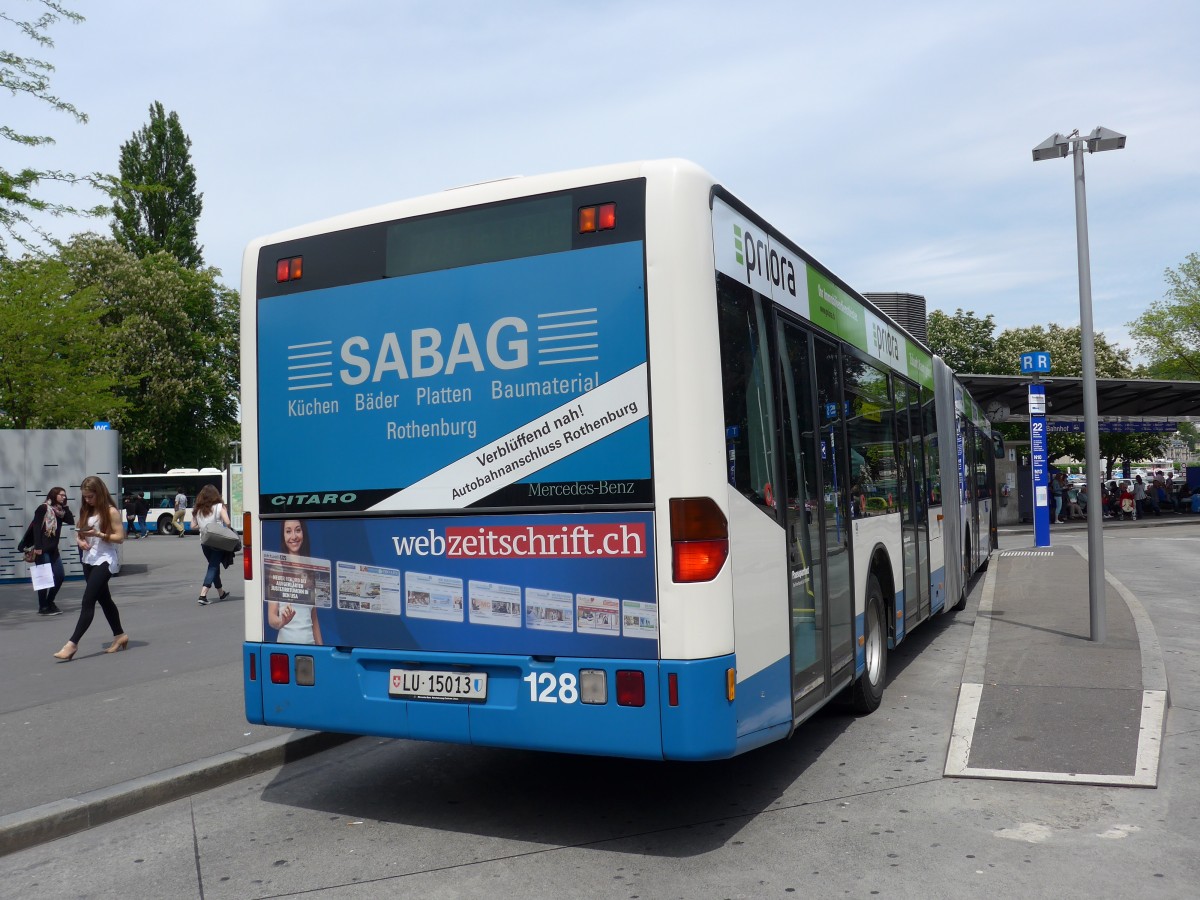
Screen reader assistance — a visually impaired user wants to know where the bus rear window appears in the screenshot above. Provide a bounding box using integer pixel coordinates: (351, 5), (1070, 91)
(385, 195), (573, 278)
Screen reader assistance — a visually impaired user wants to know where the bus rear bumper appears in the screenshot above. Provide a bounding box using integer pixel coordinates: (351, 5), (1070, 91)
(244, 645), (741, 761)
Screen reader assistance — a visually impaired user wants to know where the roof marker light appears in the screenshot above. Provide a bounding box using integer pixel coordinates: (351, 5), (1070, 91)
(579, 206), (597, 233)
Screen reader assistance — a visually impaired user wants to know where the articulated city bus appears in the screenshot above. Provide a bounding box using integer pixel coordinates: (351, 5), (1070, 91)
(239, 160), (996, 760)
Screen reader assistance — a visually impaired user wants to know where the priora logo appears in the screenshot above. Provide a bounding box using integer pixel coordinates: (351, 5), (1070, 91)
(734, 223), (797, 297)
(270, 492), (357, 506)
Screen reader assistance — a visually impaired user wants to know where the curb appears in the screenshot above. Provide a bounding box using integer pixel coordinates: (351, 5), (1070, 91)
(0, 730), (357, 858)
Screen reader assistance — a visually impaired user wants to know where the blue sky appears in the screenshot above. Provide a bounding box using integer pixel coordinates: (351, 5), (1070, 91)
(8, 0), (1199, 358)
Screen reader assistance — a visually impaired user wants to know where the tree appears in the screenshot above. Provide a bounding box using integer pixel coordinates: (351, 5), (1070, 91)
(1129, 251), (1200, 381)
(926, 309), (998, 374)
(0, 253), (124, 427)
(1, 1), (106, 257)
(992, 323), (1132, 380)
(991, 325), (1161, 479)
(111, 101), (204, 267)
(59, 234), (237, 469)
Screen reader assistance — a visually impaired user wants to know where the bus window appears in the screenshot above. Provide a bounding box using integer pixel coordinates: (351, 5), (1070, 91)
(717, 274), (778, 515)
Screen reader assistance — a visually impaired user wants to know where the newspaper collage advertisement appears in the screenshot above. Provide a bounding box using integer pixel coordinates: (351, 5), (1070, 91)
(261, 511), (658, 660)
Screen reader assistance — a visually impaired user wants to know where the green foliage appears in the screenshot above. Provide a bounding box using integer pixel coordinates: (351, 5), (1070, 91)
(58, 234), (238, 469)
(1, 1), (108, 257)
(1129, 252), (1200, 381)
(925, 311), (1167, 474)
(110, 101), (204, 267)
(992, 323), (1133, 379)
(0, 252), (126, 427)
(926, 309), (998, 374)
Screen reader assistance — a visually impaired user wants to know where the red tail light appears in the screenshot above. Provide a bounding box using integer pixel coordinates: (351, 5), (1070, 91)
(276, 256), (302, 282)
(243, 512), (253, 580)
(668, 672), (679, 707)
(616, 670), (645, 707)
(670, 497), (728, 582)
(269, 653), (290, 684)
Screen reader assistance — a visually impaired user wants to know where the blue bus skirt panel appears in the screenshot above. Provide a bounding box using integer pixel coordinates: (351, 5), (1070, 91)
(247, 645), (752, 761)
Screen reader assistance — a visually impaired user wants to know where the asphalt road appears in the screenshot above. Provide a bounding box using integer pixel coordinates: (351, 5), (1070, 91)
(1, 522), (1198, 899)
(0, 533), (294, 817)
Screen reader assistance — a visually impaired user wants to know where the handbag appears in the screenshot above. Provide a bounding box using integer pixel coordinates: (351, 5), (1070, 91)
(200, 521), (240, 552)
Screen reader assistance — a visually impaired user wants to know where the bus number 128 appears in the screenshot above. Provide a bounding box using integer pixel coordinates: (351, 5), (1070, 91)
(524, 672), (579, 704)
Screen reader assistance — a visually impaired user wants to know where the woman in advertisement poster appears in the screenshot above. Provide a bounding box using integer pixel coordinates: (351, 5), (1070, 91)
(53, 476), (128, 660)
(267, 519), (323, 645)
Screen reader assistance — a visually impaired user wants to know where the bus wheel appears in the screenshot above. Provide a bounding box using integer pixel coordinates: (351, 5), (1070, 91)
(157, 514), (175, 535)
(850, 577), (887, 713)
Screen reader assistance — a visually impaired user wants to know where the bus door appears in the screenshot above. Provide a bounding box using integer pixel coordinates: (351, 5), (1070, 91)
(894, 378), (930, 625)
(777, 321), (854, 717)
(815, 337), (854, 687)
(778, 319), (827, 714)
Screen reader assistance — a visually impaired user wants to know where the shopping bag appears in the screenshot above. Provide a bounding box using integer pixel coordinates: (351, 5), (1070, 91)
(30, 563), (55, 592)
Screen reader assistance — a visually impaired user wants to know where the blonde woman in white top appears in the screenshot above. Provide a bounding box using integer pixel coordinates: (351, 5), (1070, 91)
(54, 476), (128, 660)
(193, 484), (233, 605)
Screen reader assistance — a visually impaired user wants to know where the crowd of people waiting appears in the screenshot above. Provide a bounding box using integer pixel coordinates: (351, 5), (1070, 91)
(1051, 469), (1196, 523)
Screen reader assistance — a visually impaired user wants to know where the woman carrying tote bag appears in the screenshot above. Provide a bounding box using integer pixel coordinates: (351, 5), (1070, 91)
(193, 484), (233, 605)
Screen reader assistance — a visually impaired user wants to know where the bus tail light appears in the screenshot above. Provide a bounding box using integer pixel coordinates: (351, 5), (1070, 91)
(276, 256), (302, 282)
(578, 203), (617, 233)
(270, 653), (290, 684)
(668, 672), (679, 707)
(670, 497), (728, 582)
(243, 512), (253, 580)
(726, 668), (736, 701)
(616, 670), (644, 707)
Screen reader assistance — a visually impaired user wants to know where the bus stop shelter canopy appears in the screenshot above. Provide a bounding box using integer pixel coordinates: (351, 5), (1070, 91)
(956, 374), (1200, 422)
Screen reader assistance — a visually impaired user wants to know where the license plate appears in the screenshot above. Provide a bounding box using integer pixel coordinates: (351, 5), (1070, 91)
(388, 668), (487, 701)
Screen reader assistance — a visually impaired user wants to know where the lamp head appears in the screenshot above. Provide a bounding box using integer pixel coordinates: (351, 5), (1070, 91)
(1086, 126), (1126, 153)
(1032, 133), (1071, 162)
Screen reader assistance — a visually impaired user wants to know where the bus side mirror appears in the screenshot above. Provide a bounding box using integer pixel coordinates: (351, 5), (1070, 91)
(992, 432), (1005, 459)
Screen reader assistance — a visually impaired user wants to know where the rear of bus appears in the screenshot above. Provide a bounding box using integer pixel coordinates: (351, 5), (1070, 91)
(240, 161), (740, 760)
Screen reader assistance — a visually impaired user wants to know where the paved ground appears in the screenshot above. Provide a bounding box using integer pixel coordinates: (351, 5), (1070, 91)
(0, 534), (347, 854)
(0, 512), (1192, 865)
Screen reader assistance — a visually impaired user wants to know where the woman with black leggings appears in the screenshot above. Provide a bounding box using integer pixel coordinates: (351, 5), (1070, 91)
(53, 475), (129, 661)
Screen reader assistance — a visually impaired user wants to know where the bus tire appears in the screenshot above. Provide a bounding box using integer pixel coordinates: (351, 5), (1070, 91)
(850, 576), (887, 714)
(157, 513), (175, 535)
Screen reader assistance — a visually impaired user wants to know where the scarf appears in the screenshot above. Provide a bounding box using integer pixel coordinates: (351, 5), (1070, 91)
(43, 500), (64, 538)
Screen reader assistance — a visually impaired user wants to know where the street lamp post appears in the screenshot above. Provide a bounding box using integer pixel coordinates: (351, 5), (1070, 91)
(1032, 126), (1126, 643)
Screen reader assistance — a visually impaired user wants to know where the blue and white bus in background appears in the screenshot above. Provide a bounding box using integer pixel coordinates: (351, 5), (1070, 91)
(240, 160), (997, 760)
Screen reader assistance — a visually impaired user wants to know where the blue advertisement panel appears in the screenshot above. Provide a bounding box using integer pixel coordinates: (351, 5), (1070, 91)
(257, 241), (650, 513)
(261, 512), (658, 660)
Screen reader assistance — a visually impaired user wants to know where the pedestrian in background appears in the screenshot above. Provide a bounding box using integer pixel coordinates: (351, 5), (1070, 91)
(53, 476), (129, 660)
(123, 492), (141, 538)
(192, 484), (233, 605)
(18, 486), (75, 616)
(172, 486), (188, 537)
(135, 492), (150, 536)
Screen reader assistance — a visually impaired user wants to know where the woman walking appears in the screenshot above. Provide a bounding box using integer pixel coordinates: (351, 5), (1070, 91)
(18, 486), (75, 616)
(193, 484), (233, 605)
(53, 476), (128, 660)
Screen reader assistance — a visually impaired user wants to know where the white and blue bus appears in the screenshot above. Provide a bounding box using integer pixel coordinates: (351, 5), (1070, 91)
(240, 160), (996, 760)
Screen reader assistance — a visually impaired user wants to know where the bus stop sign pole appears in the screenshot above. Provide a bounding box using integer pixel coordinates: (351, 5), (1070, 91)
(1028, 381), (1049, 548)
